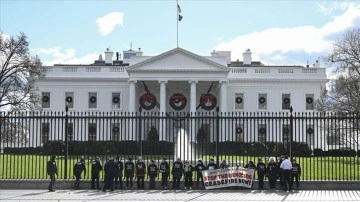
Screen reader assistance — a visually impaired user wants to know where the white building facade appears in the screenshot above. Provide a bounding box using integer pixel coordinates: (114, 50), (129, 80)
(34, 47), (329, 150)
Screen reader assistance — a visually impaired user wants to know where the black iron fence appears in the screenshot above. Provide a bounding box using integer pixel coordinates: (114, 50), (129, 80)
(0, 109), (359, 180)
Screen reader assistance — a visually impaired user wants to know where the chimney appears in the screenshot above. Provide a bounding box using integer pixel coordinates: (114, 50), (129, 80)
(104, 48), (114, 65)
(243, 49), (252, 66)
(314, 60), (320, 68)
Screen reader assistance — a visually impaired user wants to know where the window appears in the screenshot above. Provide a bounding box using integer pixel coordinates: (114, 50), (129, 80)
(112, 92), (121, 109)
(88, 92), (97, 109)
(258, 123), (267, 142)
(258, 93), (267, 110)
(282, 124), (290, 143)
(306, 94), (314, 110)
(234, 93), (244, 110)
(65, 92), (74, 109)
(42, 92), (50, 108)
(282, 94), (291, 110)
(88, 123), (97, 141)
(111, 123), (120, 141)
(41, 123), (50, 144)
(306, 125), (314, 147)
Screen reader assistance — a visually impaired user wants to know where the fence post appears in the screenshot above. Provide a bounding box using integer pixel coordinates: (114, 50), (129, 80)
(289, 106), (293, 160)
(139, 107), (142, 156)
(64, 104), (69, 179)
(216, 107), (220, 165)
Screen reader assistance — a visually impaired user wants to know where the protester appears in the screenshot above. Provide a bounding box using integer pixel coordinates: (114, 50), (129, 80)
(159, 157), (170, 190)
(194, 159), (205, 189)
(172, 157), (183, 189)
(91, 156), (103, 190)
(219, 160), (229, 169)
(277, 155), (285, 190)
(73, 158), (86, 190)
(124, 157), (135, 189)
(47, 155), (58, 192)
(256, 158), (266, 190)
(245, 160), (256, 170)
(206, 158), (218, 170)
(135, 156), (146, 190)
(115, 156), (124, 189)
(183, 160), (194, 190)
(266, 157), (278, 190)
(147, 159), (158, 189)
(291, 158), (301, 190)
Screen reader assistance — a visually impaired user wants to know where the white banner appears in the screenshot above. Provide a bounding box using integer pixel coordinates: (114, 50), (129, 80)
(202, 167), (254, 189)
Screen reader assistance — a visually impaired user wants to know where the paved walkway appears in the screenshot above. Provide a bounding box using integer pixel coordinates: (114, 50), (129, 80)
(1, 189), (360, 202)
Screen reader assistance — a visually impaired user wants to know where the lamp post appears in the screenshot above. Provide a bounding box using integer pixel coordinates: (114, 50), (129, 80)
(64, 102), (69, 179)
(216, 107), (220, 166)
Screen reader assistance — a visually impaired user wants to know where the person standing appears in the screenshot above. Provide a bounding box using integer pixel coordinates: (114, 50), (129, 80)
(124, 157), (135, 189)
(102, 157), (119, 192)
(219, 160), (229, 169)
(91, 157), (103, 190)
(183, 160), (194, 190)
(147, 159), (158, 189)
(206, 158), (218, 170)
(256, 158), (266, 190)
(115, 156), (124, 189)
(135, 156), (146, 190)
(47, 155), (58, 192)
(266, 157), (278, 190)
(172, 157), (183, 190)
(73, 158), (86, 190)
(159, 157), (170, 190)
(280, 155), (292, 191)
(277, 155), (285, 190)
(194, 159), (205, 189)
(245, 160), (256, 170)
(291, 158), (301, 190)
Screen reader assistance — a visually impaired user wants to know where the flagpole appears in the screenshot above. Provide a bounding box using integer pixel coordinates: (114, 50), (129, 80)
(177, 0), (179, 48)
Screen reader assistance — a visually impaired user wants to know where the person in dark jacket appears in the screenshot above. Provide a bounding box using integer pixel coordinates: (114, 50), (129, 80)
(47, 155), (58, 192)
(256, 158), (266, 190)
(194, 159), (205, 189)
(91, 156), (103, 190)
(124, 157), (135, 189)
(172, 157), (183, 189)
(135, 156), (146, 189)
(115, 156), (124, 189)
(159, 157), (170, 189)
(147, 159), (158, 189)
(206, 158), (218, 170)
(266, 157), (278, 190)
(245, 160), (256, 170)
(219, 160), (229, 169)
(291, 158), (301, 190)
(277, 155), (285, 190)
(73, 158), (86, 190)
(102, 157), (119, 192)
(183, 160), (194, 190)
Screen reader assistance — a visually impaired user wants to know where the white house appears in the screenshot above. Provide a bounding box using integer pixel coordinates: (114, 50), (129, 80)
(34, 47), (329, 150)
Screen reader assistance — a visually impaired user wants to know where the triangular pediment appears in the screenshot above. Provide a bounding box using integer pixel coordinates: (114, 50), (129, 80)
(127, 47), (229, 73)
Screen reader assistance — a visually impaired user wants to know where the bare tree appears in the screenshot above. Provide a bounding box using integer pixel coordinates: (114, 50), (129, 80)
(317, 28), (360, 113)
(317, 28), (360, 150)
(0, 32), (45, 112)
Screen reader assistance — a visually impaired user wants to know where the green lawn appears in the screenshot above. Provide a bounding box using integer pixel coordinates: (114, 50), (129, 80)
(1, 154), (359, 180)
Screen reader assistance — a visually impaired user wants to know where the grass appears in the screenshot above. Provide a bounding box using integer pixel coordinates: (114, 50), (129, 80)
(0, 154), (359, 180)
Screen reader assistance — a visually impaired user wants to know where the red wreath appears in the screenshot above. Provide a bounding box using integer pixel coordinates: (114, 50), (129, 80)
(169, 93), (187, 111)
(199, 93), (217, 111)
(139, 93), (157, 110)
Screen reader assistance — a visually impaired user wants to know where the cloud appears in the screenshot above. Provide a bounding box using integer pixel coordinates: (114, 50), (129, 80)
(317, 1), (351, 15)
(31, 47), (99, 65)
(213, 2), (360, 66)
(96, 12), (124, 36)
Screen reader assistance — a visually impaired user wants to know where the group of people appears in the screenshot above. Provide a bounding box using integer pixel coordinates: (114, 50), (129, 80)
(46, 155), (301, 192)
(245, 155), (301, 191)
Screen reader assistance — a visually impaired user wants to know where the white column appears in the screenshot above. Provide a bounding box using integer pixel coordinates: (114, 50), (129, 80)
(189, 80), (197, 142)
(128, 80), (137, 140)
(159, 80), (167, 141)
(219, 80), (228, 141)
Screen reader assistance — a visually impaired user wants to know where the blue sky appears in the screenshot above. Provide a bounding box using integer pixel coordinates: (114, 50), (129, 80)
(1, 0), (360, 67)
